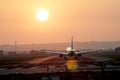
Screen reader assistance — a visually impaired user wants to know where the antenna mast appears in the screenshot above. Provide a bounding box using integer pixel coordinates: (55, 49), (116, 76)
(15, 40), (17, 51)
(71, 36), (73, 50)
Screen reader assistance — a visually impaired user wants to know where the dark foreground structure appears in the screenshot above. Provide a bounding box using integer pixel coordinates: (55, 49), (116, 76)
(0, 71), (120, 80)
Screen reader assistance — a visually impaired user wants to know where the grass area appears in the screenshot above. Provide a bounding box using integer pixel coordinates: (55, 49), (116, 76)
(0, 54), (52, 66)
(98, 54), (120, 60)
(92, 51), (120, 60)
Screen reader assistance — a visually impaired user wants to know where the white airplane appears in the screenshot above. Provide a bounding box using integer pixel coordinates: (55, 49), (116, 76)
(47, 37), (102, 59)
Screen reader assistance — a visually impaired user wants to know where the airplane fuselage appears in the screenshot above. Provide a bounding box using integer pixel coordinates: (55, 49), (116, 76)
(68, 51), (75, 56)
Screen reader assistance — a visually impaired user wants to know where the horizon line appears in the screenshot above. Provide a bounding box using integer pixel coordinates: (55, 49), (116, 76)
(0, 40), (120, 45)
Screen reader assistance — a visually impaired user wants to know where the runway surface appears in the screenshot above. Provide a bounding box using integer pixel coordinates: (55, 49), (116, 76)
(0, 54), (119, 75)
(27, 55), (95, 67)
(28, 56), (57, 64)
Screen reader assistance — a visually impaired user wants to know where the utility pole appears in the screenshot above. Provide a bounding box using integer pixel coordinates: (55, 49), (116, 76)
(15, 40), (17, 52)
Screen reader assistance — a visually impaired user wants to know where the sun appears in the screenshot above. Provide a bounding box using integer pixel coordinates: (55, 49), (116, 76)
(36, 9), (49, 22)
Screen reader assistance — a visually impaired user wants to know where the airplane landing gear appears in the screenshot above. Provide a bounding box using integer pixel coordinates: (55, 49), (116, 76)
(59, 54), (63, 57)
(78, 54), (81, 57)
(64, 56), (67, 59)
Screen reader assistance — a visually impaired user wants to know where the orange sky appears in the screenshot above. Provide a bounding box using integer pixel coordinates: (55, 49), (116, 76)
(0, 0), (120, 44)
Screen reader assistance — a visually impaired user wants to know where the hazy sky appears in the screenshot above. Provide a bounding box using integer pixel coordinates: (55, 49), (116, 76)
(0, 0), (120, 44)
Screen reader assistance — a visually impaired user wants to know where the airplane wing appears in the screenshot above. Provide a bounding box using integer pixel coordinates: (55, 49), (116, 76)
(46, 51), (67, 55)
(75, 49), (102, 55)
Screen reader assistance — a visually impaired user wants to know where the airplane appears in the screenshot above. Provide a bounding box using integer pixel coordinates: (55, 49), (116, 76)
(47, 37), (102, 59)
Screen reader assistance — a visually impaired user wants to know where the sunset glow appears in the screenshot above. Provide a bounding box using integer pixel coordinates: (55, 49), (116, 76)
(36, 9), (49, 22)
(0, 0), (120, 44)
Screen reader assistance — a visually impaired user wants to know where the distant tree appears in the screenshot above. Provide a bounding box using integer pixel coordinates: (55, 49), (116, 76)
(30, 50), (39, 54)
(0, 50), (4, 56)
(115, 47), (120, 53)
(8, 51), (16, 56)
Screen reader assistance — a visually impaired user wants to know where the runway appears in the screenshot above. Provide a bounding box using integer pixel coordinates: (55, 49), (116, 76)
(24, 54), (120, 72)
(27, 55), (95, 67)
(28, 55), (57, 64)
(0, 54), (119, 75)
